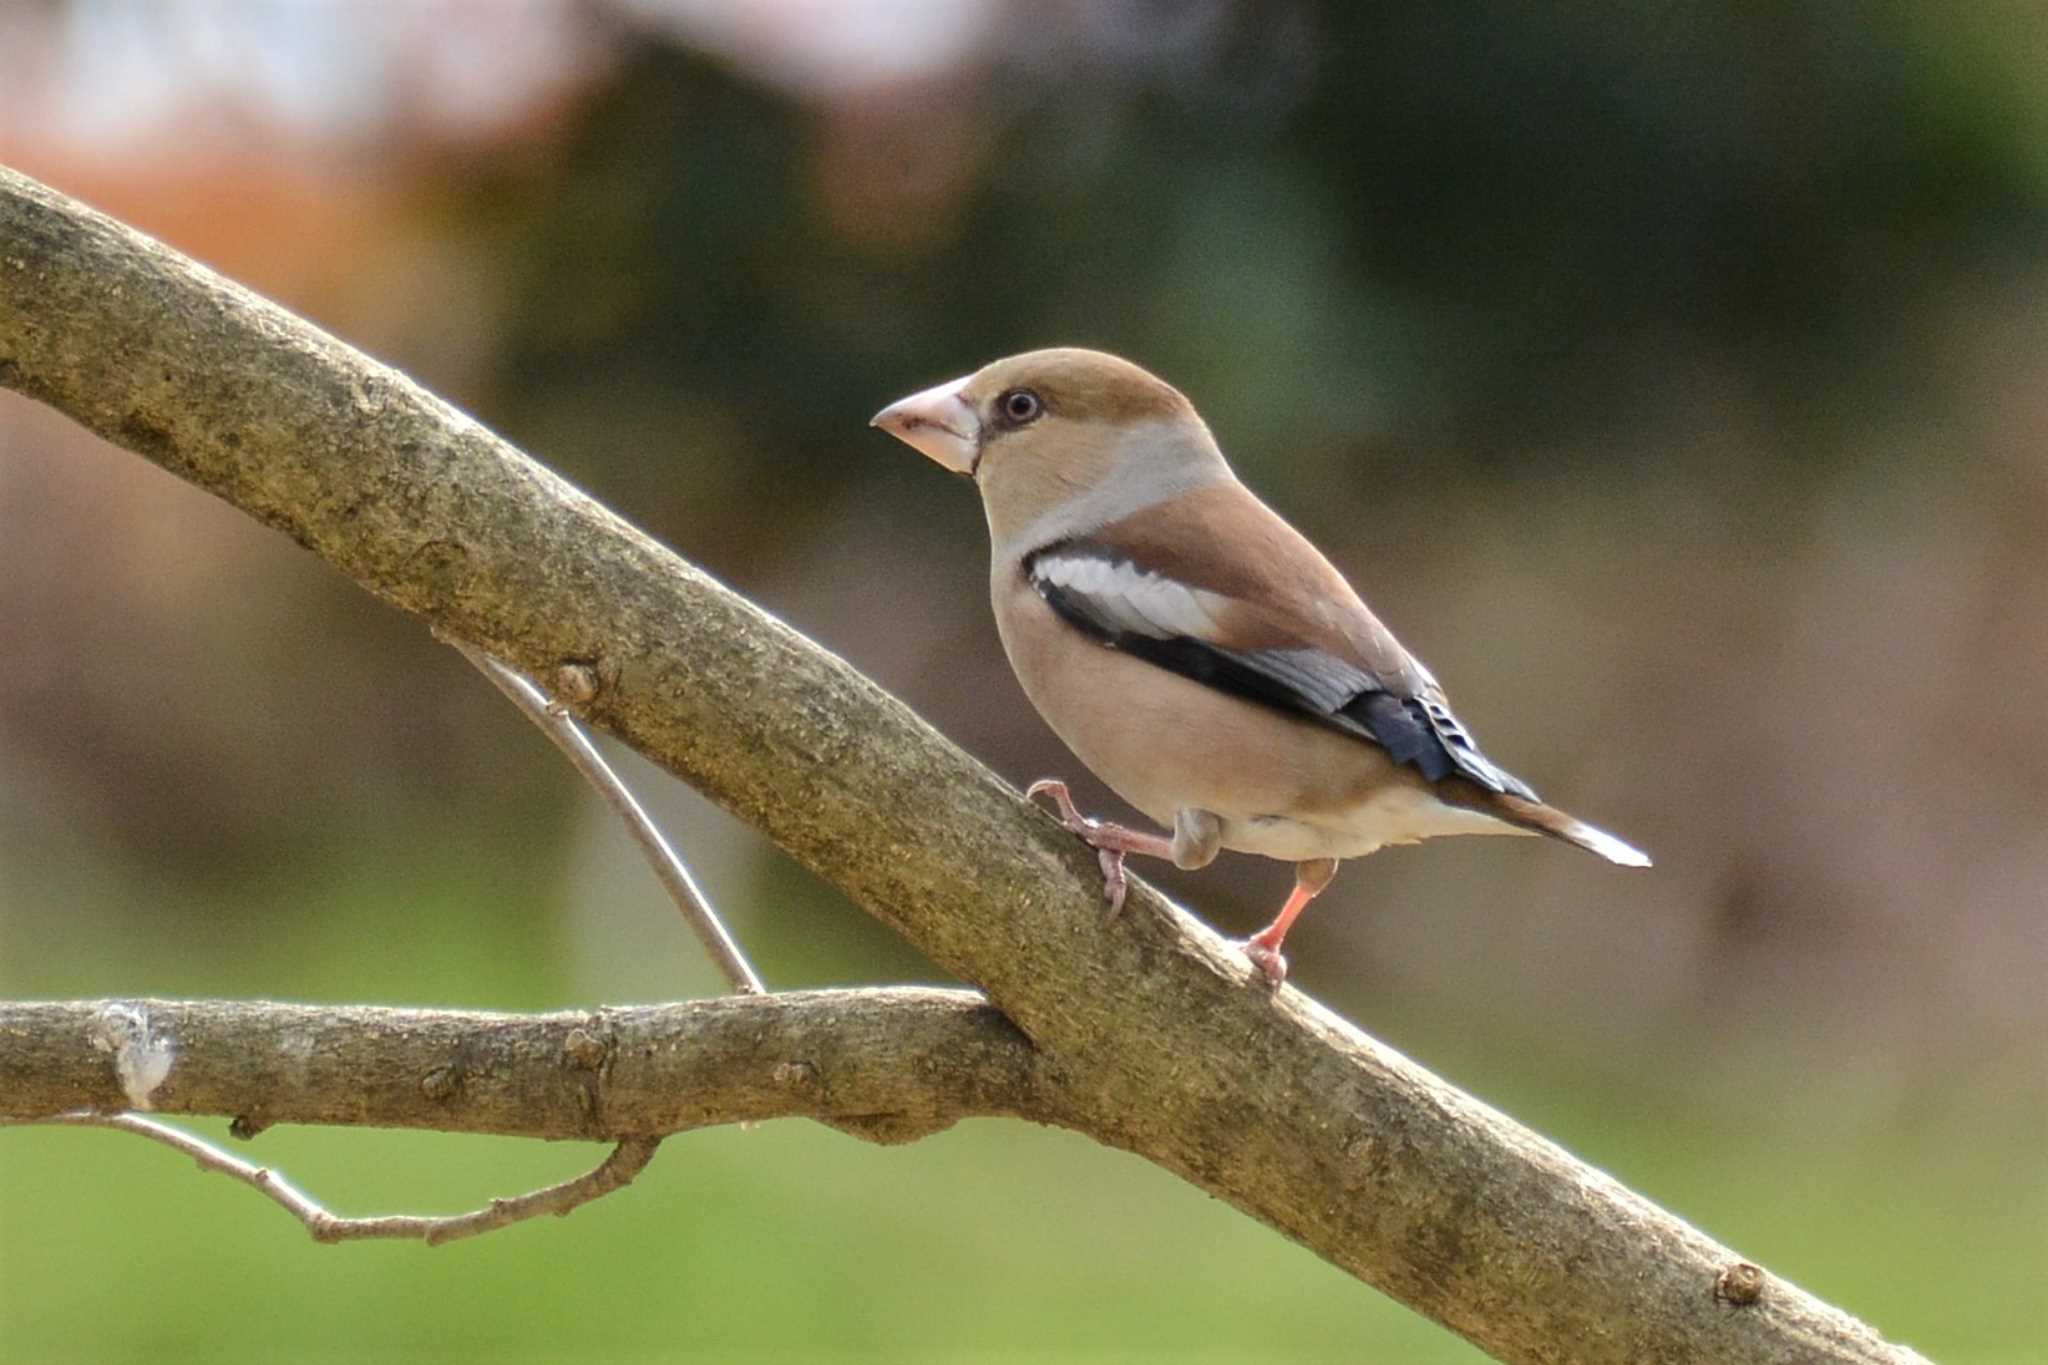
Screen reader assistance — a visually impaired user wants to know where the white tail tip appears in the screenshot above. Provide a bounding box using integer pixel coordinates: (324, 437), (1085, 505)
(1570, 820), (1652, 868)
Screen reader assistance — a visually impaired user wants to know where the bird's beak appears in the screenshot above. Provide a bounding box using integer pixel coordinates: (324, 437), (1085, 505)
(870, 374), (980, 476)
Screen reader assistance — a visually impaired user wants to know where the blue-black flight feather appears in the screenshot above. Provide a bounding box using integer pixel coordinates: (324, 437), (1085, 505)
(1026, 541), (1537, 800)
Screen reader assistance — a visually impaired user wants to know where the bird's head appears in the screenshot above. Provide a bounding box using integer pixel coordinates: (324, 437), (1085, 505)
(871, 348), (1230, 552)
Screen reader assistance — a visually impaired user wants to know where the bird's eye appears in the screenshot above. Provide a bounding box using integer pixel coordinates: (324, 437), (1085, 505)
(997, 388), (1044, 426)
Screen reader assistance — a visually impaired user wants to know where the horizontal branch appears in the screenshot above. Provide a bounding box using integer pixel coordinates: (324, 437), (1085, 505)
(0, 166), (1929, 1365)
(0, 992), (1041, 1143)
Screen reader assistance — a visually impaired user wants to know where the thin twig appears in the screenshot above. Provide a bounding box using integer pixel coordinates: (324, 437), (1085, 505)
(6, 645), (766, 1252)
(20, 1111), (659, 1246)
(5, 633), (780, 1252)
(454, 641), (764, 995)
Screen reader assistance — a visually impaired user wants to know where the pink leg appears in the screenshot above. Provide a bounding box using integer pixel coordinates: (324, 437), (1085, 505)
(1026, 778), (1174, 916)
(1241, 858), (1339, 987)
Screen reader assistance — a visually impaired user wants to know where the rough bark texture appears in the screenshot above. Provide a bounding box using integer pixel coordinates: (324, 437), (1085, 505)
(0, 166), (1929, 1365)
(0, 993), (1038, 1143)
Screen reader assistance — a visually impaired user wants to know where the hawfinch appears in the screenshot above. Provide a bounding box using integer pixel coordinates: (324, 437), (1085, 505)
(872, 348), (1649, 986)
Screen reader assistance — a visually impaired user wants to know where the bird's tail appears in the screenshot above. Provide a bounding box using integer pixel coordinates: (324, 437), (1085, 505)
(1481, 791), (1652, 868)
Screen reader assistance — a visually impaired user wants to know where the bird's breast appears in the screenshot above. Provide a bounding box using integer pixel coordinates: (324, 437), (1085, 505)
(991, 568), (1508, 861)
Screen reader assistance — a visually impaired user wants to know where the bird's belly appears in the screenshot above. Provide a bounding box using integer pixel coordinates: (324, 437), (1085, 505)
(995, 580), (1518, 861)
(1214, 813), (1360, 862)
(1221, 785), (1522, 861)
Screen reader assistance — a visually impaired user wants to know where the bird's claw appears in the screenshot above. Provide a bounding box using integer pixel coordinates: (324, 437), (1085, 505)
(1028, 778), (1130, 917)
(1026, 778), (1092, 832)
(1095, 848), (1129, 919)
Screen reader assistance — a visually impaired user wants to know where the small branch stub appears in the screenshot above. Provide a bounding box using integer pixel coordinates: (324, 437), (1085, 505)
(562, 1028), (608, 1071)
(1716, 1261), (1766, 1306)
(420, 1065), (462, 1103)
(772, 1060), (819, 1090)
(555, 660), (601, 707)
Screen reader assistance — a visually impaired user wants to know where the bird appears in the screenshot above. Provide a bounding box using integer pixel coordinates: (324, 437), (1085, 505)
(870, 347), (1649, 986)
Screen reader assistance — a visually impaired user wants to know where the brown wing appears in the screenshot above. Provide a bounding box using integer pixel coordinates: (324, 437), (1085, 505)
(1023, 484), (1538, 799)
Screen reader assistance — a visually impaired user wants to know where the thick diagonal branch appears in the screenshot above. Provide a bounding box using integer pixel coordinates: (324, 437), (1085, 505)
(0, 166), (1927, 1365)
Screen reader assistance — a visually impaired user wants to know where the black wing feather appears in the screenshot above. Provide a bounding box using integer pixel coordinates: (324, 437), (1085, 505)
(1030, 547), (1536, 799)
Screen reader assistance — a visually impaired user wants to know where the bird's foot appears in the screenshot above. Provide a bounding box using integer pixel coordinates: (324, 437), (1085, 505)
(1235, 860), (1330, 989)
(1093, 847), (1131, 918)
(1026, 778), (1173, 918)
(1238, 938), (1289, 989)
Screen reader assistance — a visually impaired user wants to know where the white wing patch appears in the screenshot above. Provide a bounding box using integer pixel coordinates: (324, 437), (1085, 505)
(1030, 553), (1229, 640)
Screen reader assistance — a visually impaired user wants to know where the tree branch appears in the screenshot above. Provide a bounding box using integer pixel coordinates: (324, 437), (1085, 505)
(0, 993), (1039, 1142)
(0, 165), (1928, 1365)
(17, 1113), (661, 1246)
(452, 640), (765, 995)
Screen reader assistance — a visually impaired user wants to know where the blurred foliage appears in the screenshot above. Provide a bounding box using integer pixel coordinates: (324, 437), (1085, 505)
(490, 2), (2048, 517)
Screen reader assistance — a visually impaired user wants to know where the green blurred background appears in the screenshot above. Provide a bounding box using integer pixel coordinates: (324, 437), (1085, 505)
(1, 3), (2042, 1360)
